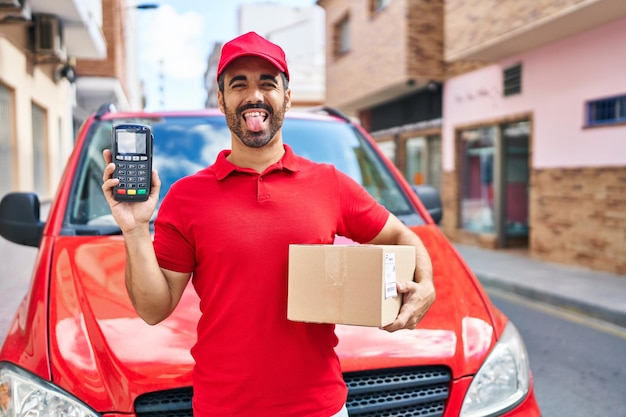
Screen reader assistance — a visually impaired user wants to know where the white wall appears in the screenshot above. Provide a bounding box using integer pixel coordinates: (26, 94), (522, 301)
(0, 37), (73, 197)
(238, 3), (325, 107)
(443, 17), (626, 171)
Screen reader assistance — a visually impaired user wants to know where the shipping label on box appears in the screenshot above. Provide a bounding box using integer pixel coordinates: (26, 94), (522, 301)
(287, 244), (416, 327)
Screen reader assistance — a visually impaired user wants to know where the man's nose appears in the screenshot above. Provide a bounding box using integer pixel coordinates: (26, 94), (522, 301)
(246, 86), (264, 103)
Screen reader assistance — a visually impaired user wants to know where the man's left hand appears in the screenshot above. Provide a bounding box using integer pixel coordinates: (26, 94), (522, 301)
(382, 280), (435, 332)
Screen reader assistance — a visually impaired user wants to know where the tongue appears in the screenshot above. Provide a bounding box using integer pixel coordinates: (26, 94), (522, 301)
(245, 115), (265, 132)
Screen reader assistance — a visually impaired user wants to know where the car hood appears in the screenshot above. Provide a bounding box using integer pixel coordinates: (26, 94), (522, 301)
(48, 227), (496, 413)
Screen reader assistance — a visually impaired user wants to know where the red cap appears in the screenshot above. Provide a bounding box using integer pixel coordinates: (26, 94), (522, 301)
(217, 32), (289, 81)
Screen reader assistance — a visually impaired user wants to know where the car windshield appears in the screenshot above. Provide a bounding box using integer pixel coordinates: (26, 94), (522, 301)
(64, 113), (422, 235)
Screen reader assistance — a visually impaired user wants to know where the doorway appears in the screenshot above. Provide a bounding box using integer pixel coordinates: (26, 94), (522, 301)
(459, 119), (530, 248)
(499, 121), (530, 247)
(405, 135), (442, 191)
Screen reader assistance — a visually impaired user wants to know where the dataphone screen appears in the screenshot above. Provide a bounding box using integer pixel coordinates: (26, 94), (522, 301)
(117, 131), (147, 154)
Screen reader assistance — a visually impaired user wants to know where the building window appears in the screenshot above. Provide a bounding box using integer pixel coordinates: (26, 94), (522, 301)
(459, 121), (530, 245)
(334, 14), (351, 57)
(370, 0), (391, 14)
(0, 83), (14, 195)
(369, 89), (442, 131)
(503, 63), (522, 97)
(405, 135), (441, 191)
(460, 127), (496, 234)
(586, 94), (626, 126)
(31, 102), (48, 196)
(377, 140), (396, 164)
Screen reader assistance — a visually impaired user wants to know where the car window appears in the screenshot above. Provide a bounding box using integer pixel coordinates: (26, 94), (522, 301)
(66, 116), (231, 229)
(282, 118), (415, 216)
(64, 114), (421, 234)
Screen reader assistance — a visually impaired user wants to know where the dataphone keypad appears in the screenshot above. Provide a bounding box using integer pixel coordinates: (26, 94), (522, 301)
(115, 156), (149, 197)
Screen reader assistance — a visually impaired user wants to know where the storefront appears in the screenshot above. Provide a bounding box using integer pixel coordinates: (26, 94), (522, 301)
(457, 120), (530, 248)
(441, 17), (626, 273)
(373, 125), (442, 194)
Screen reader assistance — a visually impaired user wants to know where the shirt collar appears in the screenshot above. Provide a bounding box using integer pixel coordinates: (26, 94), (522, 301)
(214, 144), (301, 180)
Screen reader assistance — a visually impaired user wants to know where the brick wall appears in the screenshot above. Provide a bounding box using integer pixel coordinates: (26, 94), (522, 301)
(319, 0), (444, 109)
(406, 0), (444, 79)
(445, 0), (594, 60)
(445, 60), (487, 78)
(530, 166), (626, 274)
(320, 0), (406, 107)
(441, 167), (626, 274)
(75, 0), (128, 95)
(440, 170), (500, 248)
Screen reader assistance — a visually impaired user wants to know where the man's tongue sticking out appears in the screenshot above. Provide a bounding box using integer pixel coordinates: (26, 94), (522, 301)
(245, 112), (265, 132)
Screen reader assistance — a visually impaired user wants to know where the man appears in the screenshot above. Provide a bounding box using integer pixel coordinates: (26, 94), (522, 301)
(102, 32), (435, 417)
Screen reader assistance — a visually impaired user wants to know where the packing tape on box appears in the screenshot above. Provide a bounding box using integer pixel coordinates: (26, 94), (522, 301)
(324, 246), (346, 320)
(325, 247), (346, 286)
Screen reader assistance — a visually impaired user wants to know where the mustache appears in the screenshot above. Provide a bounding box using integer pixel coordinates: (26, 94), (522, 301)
(237, 103), (273, 117)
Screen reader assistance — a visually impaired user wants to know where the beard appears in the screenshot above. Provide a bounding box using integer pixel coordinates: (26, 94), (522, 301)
(223, 98), (287, 149)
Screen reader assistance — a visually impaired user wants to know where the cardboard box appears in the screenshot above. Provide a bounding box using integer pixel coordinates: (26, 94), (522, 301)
(287, 244), (416, 327)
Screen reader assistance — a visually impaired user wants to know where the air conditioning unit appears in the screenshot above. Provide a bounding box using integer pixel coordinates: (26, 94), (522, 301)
(0, 0), (31, 20)
(33, 13), (64, 59)
(0, 0), (21, 7)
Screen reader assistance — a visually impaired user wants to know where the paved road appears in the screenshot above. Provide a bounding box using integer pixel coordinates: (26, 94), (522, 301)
(488, 288), (626, 417)
(0, 239), (37, 338)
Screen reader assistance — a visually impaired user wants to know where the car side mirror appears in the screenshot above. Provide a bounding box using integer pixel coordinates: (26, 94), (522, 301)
(412, 185), (443, 225)
(0, 192), (45, 247)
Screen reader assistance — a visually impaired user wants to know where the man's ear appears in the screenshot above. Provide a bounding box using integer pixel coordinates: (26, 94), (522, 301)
(217, 90), (225, 114)
(284, 88), (292, 112)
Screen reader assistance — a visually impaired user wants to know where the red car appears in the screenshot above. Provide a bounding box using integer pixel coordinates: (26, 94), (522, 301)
(0, 105), (541, 416)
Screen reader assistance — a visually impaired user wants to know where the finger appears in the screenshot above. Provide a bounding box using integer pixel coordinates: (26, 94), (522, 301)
(382, 316), (414, 332)
(148, 170), (161, 199)
(383, 295), (423, 332)
(103, 148), (112, 164)
(398, 279), (421, 291)
(382, 306), (412, 332)
(103, 162), (116, 183)
(102, 162), (119, 198)
(151, 169), (161, 188)
(102, 176), (119, 199)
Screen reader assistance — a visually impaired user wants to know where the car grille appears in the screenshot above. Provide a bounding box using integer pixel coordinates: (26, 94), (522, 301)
(135, 387), (193, 417)
(134, 366), (451, 417)
(344, 366), (451, 416)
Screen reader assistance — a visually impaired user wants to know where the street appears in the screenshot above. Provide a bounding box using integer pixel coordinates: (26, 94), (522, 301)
(0, 239), (37, 339)
(488, 287), (626, 417)
(1, 239), (625, 416)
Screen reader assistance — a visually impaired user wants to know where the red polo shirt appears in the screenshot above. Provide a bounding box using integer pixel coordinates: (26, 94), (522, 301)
(154, 144), (389, 417)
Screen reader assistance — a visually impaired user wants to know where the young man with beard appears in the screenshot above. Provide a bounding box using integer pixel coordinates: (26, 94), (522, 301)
(102, 32), (435, 417)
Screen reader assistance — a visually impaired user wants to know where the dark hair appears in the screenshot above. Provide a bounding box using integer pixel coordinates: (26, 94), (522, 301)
(217, 71), (289, 93)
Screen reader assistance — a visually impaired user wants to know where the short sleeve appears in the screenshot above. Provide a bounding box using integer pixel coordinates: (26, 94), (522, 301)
(335, 169), (390, 243)
(153, 188), (195, 273)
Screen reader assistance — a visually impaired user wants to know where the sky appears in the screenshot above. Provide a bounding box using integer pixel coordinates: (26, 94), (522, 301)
(133, 0), (318, 111)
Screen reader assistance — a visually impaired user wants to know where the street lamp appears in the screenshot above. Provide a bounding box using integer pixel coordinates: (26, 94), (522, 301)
(134, 4), (159, 10)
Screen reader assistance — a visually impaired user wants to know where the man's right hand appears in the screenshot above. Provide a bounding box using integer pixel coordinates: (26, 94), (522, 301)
(102, 149), (188, 325)
(102, 149), (161, 234)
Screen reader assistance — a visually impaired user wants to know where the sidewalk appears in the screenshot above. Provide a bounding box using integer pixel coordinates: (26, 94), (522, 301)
(454, 244), (626, 328)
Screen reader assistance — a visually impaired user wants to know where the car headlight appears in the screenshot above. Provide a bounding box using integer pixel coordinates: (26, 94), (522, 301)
(460, 321), (531, 417)
(0, 363), (99, 417)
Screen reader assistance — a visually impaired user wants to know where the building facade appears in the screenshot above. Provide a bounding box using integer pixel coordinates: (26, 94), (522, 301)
(74, 0), (147, 124)
(0, 0), (106, 199)
(0, 0), (144, 200)
(317, 0), (447, 193)
(443, 0), (626, 274)
(317, 0), (626, 274)
(204, 3), (326, 110)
